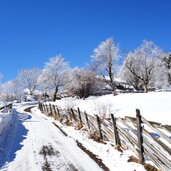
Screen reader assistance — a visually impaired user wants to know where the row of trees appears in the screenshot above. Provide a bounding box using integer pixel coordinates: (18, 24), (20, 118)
(0, 38), (171, 102)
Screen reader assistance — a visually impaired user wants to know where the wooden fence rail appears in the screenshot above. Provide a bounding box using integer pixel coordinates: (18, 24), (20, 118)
(0, 103), (13, 112)
(38, 103), (171, 171)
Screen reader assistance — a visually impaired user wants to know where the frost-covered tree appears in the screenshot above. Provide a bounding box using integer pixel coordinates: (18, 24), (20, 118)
(161, 53), (171, 86)
(9, 80), (23, 100)
(154, 52), (171, 89)
(17, 68), (41, 95)
(38, 55), (69, 101)
(37, 76), (50, 101)
(122, 40), (162, 92)
(120, 66), (142, 91)
(91, 38), (120, 95)
(0, 80), (23, 102)
(64, 67), (96, 98)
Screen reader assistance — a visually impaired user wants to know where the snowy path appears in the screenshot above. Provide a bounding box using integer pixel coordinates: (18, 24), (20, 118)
(1, 104), (103, 171)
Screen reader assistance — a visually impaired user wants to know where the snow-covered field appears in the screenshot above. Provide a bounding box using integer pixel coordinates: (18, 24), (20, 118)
(0, 103), (147, 171)
(51, 92), (171, 125)
(1, 92), (170, 171)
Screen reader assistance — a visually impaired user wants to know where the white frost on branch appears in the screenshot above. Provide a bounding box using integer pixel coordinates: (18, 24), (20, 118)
(38, 55), (69, 101)
(91, 38), (120, 94)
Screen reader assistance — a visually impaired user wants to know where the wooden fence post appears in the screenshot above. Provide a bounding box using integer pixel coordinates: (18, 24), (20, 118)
(56, 107), (60, 118)
(96, 115), (103, 140)
(39, 103), (41, 111)
(43, 104), (46, 113)
(52, 105), (57, 118)
(38, 103), (41, 111)
(84, 111), (90, 129)
(49, 104), (53, 116)
(42, 104), (45, 113)
(111, 114), (121, 146)
(45, 104), (48, 115)
(40, 103), (43, 112)
(136, 109), (144, 164)
(71, 108), (77, 122)
(77, 107), (82, 125)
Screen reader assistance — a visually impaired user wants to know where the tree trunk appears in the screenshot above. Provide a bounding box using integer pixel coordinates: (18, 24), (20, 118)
(53, 86), (58, 101)
(29, 89), (33, 95)
(112, 85), (117, 95)
(168, 73), (171, 86)
(108, 61), (116, 95)
(143, 84), (148, 93)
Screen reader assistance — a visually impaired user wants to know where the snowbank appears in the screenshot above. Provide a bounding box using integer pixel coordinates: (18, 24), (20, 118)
(51, 92), (171, 125)
(0, 112), (13, 136)
(0, 102), (5, 109)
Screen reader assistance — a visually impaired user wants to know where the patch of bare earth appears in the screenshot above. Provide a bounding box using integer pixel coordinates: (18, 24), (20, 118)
(24, 106), (35, 113)
(128, 156), (159, 171)
(39, 145), (57, 171)
(76, 140), (110, 171)
(39, 145), (78, 171)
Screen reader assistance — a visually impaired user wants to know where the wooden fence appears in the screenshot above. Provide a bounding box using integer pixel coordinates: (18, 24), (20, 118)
(0, 103), (13, 112)
(38, 103), (171, 171)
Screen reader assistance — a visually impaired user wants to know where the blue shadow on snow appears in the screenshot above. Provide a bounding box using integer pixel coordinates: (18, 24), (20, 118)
(0, 112), (31, 168)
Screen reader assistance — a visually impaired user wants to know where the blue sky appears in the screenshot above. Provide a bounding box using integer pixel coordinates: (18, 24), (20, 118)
(0, 0), (171, 81)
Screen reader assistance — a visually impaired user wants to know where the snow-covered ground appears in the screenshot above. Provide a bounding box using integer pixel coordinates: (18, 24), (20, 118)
(0, 112), (13, 136)
(32, 107), (146, 171)
(0, 103), (147, 171)
(1, 92), (170, 171)
(0, 104), (104, 171)
(0, 102), (5, 109)
(0, 109), (14, 169)
(51, 92), (171, 125)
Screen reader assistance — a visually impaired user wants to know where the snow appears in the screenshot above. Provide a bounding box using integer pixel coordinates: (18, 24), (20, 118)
(60, 126), (145, 171)
(0, 102), (5, 109)
(1, 92), (170, 170)
(52, 92), (171, 125)
(0, 111), (13, 136)
(25, 95), (36, 102)
(32, 107), (146, 171)
(0, 103), (147, 171)
(1, 104), (103, 171)
(0, 109), (14, 168)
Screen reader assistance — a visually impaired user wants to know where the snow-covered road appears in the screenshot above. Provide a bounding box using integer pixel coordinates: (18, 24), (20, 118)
(1, 104), (103, 171)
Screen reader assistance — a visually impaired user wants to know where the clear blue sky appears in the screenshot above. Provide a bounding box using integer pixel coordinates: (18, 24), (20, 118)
(0, 0), (171, 81)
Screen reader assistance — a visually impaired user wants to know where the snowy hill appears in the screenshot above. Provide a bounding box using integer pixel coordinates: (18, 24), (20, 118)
(52, 92), (171, 125)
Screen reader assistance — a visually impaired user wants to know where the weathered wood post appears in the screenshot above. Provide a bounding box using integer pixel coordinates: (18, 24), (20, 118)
(52, 105), (57, 119)
(43, 104), (46, 114)
(45, 104), (48, 115)
(84, 111), (90, 129)
(39, 103), (43, 112)
(136, 109), (144, 164)
(77, 107), (82, 125)
(111, 114), (121, 146)
(38, 102), (41, 111)
(49, 104), (53, 116)
(42, 104), (45, 113)
(56, 107), (60, 118)
(71, 108), (77, 122)
(96, 115), (103, 140)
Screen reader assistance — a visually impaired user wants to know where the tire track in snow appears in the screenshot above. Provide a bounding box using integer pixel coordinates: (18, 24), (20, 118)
(22, 106), (88, 171)
(24, 106), (42, 171)
(52, 122), (110, 171)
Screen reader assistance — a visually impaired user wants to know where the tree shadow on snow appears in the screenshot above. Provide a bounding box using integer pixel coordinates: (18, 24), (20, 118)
(0, 111), (31, 168)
